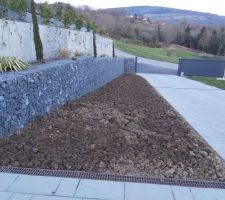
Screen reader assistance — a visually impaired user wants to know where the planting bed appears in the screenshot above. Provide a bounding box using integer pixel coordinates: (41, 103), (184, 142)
(0, 74), (225, 181)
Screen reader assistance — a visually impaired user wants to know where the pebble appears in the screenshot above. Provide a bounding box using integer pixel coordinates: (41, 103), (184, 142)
(166, 168), (176, 175)
(32, 147), (39, 153)
(99, 162), (106, 168)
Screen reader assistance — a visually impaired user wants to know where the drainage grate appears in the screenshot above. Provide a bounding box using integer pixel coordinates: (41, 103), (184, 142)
(0, 166), (225, 189)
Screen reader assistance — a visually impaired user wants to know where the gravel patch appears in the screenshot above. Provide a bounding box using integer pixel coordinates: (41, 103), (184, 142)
(0, 74), (224, 181)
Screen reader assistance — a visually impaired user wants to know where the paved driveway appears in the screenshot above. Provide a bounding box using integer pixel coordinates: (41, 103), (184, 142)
(139, 73), (225, 160)
(115, 49), (178, 75)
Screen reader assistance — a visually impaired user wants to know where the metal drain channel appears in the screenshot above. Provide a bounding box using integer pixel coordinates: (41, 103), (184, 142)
(0, 166), (225, 189)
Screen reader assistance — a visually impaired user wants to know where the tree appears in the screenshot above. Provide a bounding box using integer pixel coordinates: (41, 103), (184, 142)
(207, 30), (219, 55)
(151, 35), (159, 48)
(156, 25), (164, 43)
(134, 28), (139, 37)
(218, 28), (225, 55)
(112, 43), (115, 57)
(40, 2), (52, 24)
(93, 31), (97, 57)
(86, 21), (92, 32)
(142, 36), (151, 46)
(31, 0), (43, 62)
(183, 25), (193, 48)
(197, 27), (208, 51)
(174, 33), (183, 45)
(191, 36), (199, 49)
(87, 21), (97, 32)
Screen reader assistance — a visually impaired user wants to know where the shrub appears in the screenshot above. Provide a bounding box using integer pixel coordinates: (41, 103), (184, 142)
(0, 56), (30, 72)
(0, 0), (27, 19)
(87, 21), (98, 33)
(75, 17), (84, 30)
(40, 2), (52, 24)
(0, 0), (8, 18)
(56, 3), (63, 20)
(63, 6), (77, 28)
(10, 0), (27, 19)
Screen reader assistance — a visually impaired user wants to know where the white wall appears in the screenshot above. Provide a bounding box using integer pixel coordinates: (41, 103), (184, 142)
(96, 35), (113, 57)
(0, 19), (113, 62)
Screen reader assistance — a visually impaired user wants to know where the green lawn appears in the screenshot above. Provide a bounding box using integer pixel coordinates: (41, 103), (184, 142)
(115, 40), (202, 64)
(188, 76), (225, 90)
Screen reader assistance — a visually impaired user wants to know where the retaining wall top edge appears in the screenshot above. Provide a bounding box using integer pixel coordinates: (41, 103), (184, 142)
(0, 59), (73, 82)
(0, 57), (125, 82)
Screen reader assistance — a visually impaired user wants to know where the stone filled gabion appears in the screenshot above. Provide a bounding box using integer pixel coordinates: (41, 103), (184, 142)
(0, 57), (135, 137)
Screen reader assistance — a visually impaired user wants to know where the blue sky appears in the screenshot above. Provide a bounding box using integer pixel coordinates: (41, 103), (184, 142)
(35, 0), (225, 16)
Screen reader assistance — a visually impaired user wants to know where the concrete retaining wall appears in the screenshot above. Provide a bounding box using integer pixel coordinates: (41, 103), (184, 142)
(178, 59), (225, 77)
(96, 35), (113, 57)
(0, 57), (136, 138)
(0, 19), (113, 61)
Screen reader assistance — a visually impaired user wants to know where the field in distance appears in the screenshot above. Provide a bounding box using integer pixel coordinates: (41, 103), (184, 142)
(115, 40), (222, 64)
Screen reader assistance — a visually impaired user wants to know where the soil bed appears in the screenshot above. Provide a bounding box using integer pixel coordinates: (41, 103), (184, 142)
(0, 74), (224, 181)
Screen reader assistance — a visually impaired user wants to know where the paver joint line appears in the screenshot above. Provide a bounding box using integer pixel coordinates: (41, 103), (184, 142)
(53, 178), (63, 195)
(7, 193), (13, 200)
(189, 188), (197, 200)
(170, 188), (176, 200)
(123, 183), (126, 200)
(73, 179), (81, 197)
(6, 175), (19, 192)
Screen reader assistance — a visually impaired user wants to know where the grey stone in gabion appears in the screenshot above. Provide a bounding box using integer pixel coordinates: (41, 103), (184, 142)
(0, 58), (125, 138)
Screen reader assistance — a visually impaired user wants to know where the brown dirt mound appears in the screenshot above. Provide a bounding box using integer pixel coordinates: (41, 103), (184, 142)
(0, 74), (224, 181)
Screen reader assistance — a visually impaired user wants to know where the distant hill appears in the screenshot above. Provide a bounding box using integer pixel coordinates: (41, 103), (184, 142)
(103, 6), (225, 27)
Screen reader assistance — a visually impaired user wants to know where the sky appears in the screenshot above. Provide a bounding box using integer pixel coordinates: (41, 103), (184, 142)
(35, 0), (225, 16)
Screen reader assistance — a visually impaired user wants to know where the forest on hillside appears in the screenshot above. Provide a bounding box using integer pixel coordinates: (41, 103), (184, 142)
(0, 0), (225, 56)
(80, 9), (225, 56)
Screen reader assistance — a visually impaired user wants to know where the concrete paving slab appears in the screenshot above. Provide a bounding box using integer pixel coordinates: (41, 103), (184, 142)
(125, 183), (174, 200)
(139, 73), (225, 160)
(10, 193), (32, 200)
(8, 175), (61, 196)
(0, 173), (18, 191)
(31, 195), (81, 200)
(171, 186), (194, 200)
(0, 192), (12, 200)
(190, 188), (225, 200)
(55, 178), (80, 197)
(75, 179), (124, 200)
(139, 73), (218, 89)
